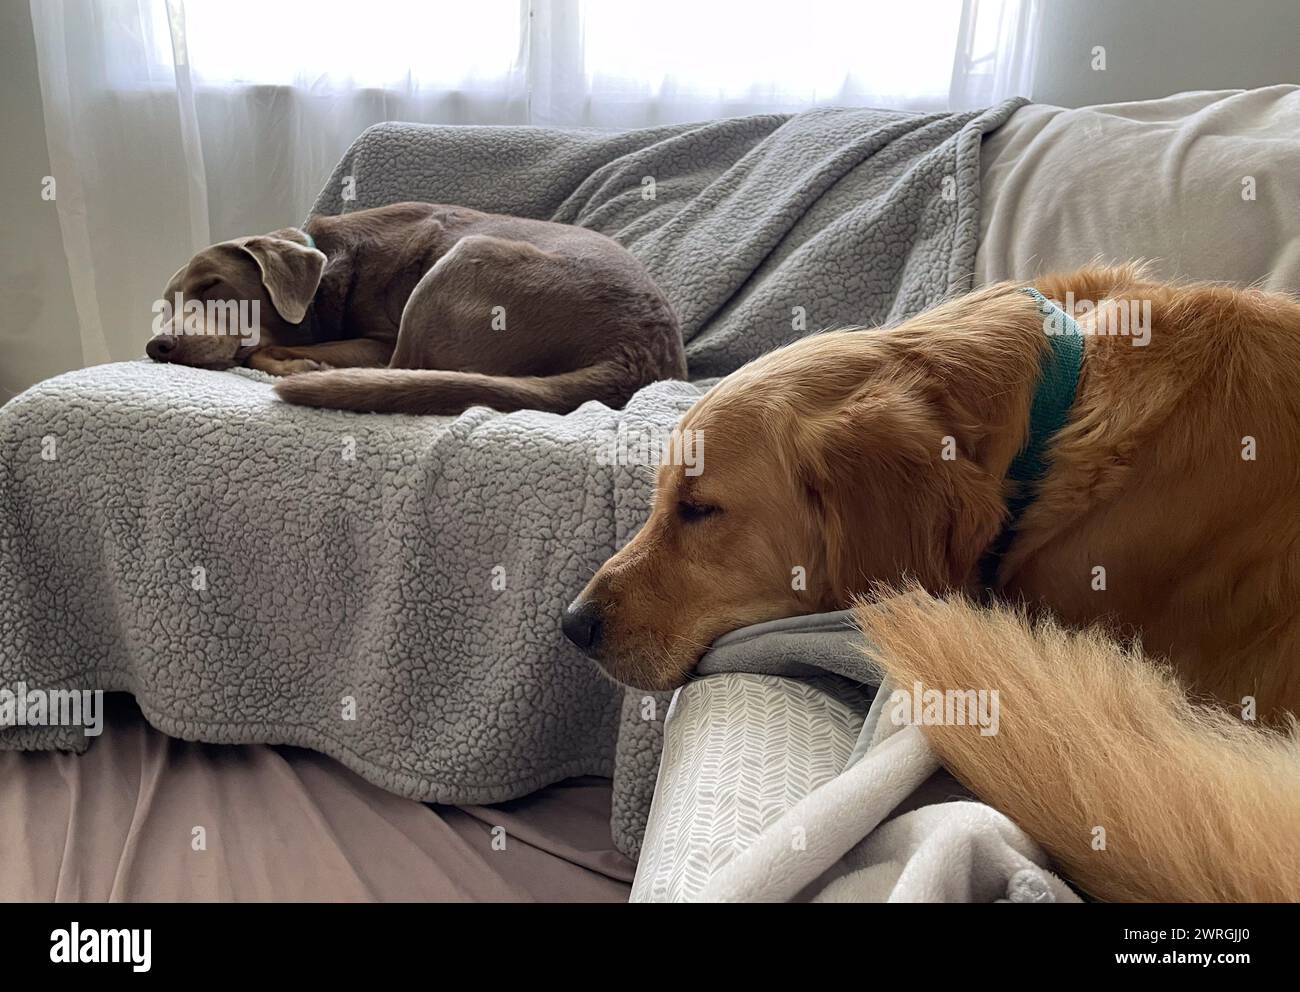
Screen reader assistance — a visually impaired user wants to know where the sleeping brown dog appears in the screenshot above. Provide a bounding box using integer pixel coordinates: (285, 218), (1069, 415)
(147, 202), (686, 415)
(565, 265), (1300, 901)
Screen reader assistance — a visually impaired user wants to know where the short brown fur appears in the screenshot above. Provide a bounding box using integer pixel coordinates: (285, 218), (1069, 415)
(148, 202), (686, 414)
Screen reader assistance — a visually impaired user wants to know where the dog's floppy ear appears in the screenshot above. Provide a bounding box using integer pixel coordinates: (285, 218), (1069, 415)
(795, 378), (1006, 595)
(237, 234), (325, 324)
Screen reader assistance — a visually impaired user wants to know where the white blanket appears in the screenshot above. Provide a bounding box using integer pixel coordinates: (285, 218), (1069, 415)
(977, 85), (1300, 288)
(632, 672), (1078, 903)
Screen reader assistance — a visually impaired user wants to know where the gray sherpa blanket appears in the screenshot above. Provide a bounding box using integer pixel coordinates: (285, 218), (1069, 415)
(0, 98), (1024, 858)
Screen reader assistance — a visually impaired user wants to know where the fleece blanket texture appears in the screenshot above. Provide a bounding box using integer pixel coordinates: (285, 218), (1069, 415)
(634, 617), (1079, 902)
(0, 99), (1023, 858)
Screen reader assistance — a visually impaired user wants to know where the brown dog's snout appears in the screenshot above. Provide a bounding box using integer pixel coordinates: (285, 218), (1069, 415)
(561, 597), (605, 657)
(147, 334), (178, 362)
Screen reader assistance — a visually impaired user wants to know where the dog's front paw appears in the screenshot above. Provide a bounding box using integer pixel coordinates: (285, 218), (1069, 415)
(271, 358), (333, 376)
(248, 352), (333, 376)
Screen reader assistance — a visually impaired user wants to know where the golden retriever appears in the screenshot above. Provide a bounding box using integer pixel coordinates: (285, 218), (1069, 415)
(565, 265), (1300, 902)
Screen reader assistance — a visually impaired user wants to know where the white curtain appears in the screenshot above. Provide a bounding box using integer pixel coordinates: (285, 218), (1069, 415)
(27, 0), (1039, 379)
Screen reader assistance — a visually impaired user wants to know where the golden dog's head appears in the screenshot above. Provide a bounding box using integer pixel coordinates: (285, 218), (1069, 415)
(563, 288), (1043, 690)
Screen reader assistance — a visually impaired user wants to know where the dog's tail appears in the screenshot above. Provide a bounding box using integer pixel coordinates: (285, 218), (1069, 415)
(853, 589), (1300, 902)
(273, 359), (642, 416)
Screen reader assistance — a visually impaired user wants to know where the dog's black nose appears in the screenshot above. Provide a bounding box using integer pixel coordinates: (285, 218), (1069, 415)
(147, 334), (178, 361)
(562, 599), (604, 655)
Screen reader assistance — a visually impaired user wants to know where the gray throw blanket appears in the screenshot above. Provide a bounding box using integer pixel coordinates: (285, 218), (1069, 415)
(634, 613), (1077, 902)
(0, 99), (1024, 857)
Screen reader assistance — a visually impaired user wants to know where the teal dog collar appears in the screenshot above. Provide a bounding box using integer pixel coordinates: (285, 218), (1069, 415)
(979, 287), (1084, 588)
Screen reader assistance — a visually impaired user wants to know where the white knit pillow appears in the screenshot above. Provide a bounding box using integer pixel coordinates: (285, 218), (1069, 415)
(629, 673), (868, 902)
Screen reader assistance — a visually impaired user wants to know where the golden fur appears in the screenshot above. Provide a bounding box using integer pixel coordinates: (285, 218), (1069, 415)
(855, 589), (1300, 902)
(569, 264), (1300, 901)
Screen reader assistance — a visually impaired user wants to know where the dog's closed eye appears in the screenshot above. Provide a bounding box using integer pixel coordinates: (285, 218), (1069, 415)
(677, 500), (720, 522)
